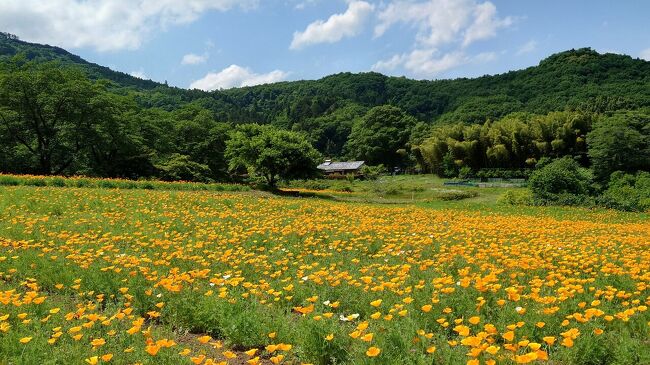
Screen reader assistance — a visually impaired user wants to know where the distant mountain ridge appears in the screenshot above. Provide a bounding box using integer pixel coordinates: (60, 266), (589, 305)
(0, 32), (161, 89)
(1, 31), (649, 126)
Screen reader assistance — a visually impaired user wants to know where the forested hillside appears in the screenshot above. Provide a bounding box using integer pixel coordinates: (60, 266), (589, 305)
(0, 32), (648, 185)
(2, 32), (648, 125)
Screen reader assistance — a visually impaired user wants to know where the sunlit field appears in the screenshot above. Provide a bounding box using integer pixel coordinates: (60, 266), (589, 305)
(0, 184), (648, 365)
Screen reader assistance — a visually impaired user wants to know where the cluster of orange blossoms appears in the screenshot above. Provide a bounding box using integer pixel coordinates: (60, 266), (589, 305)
(0, 187), (647, 364)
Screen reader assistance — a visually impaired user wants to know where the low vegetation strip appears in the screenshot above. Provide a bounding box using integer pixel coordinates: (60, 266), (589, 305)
(0, 174), (249, 192)
(0, 184), (647, 364)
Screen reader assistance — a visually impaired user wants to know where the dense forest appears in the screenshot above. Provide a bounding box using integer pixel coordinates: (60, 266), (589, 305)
(0, 32), (649, 193)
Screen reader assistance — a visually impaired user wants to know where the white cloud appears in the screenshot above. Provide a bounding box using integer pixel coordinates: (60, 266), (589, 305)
(294, 0), (319, 10)
(462, 2), (513, 46)
(640, 48), (650, 61)
(516, 40), (537, 56)
(372, 49), (496, 78)
(130, 69), (149, 79)
(472, 51), (497, 63)
(376, 0), (471, 47)
(0, 0), (258, 52)
(372, 0), (513, 78)
(189, 65), (289, 90)
(371, 54), (405, 72)
(373, 49), (465, 77)
(375, 0), (513, 48)
(181, 53), (209, 65)
(290, 1), (374, 50)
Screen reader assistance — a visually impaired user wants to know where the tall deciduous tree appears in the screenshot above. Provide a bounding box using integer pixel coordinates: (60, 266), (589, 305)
(587, 110), (650, 181)
(0, 58), (103, 174)
(344, 105), (416, 167)
(226, 124), (321, 187)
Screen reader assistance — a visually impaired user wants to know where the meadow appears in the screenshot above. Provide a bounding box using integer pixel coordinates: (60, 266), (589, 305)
(0, 179), (647, 364)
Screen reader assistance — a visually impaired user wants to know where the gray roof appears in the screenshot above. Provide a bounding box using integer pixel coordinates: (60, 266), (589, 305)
(317, 160), (365, 171)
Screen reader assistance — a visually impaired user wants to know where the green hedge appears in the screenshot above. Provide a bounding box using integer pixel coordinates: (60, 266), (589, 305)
(0, 174), (250, 192)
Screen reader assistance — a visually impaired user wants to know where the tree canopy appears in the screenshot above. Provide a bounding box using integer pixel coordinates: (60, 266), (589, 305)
(587, 109), (650, 181)
(0, 35), (649, 186)
(225, 124), (321, 187)
(344, 105), (416, 167)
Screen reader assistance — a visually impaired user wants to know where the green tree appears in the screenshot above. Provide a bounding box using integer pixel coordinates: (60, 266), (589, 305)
(80, 91), (156, 178)
(0, 58), (108, 174)
(587, 110), (650, 180)
(225, 124), (321, 187)
(529, 157), (593, 205)
(344, 105), (416, 167)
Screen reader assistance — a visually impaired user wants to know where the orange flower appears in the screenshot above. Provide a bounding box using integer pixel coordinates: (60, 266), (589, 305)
(502, 331), (515, 342)
(366, 346), (381, 357)
(145, 344), (161, 356)
(101, 354), (113, 362)
(197, 335), (212, 344)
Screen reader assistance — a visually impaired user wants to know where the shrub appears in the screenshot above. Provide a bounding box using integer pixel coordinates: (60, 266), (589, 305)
(457, 166), (473, 179)
(360, 164), (384, 181)
(529, 157), (593, 205)
(476, 168), (533, 180)
(0, 175), (21, 186)
(431, 190), (478, 201)
(598, 171), (650, 211)
(46, 177), (67, 187)
(155, 154), (214, 183)
(498, 190), (534, 206)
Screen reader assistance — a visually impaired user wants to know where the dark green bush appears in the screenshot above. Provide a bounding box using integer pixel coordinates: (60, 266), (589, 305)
(360, 164), (384, 181)
(435, 190), (478, 201)
(0, 175), (20, 186)
(529, 157), (593, 205)
(598, 171), (650, 211)
(155, 154), (214, 183)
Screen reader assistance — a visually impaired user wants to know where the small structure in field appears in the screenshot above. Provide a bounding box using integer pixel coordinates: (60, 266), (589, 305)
(317, 160), (365, 178)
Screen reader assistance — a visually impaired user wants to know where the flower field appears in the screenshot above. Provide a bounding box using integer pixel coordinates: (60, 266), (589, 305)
(0, 185), (648, 364)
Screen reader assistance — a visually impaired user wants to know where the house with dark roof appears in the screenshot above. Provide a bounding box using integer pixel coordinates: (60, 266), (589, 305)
(317, 160), (365, 177)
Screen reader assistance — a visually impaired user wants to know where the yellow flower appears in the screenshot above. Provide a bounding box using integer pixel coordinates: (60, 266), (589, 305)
(19, 337), (33, 344)
(502, 331), (515, 342)
(543, 336), (556, 345)
(101, 354), (113, 362)
(270, 354), (284, 364)
(366, 346), (381, 357)
(361, 333), (374, 342)
(245, 348), (258, 356)
(145, 344), (161, 356)
(197, 335), (212, 344)
(91, 338), (106, 347)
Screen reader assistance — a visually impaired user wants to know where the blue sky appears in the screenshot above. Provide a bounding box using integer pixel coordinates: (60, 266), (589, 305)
(1, 1), (648, 90)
